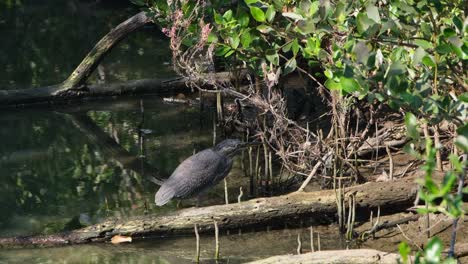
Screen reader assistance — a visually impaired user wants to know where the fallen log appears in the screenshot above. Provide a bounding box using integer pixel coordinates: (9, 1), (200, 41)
(248, 243), (468, 264)
(245, 249), (409, 264)
(0, 171), (437, 247)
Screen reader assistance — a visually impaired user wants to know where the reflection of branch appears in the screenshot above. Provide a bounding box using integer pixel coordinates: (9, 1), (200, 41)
(66, 113), (165, 185)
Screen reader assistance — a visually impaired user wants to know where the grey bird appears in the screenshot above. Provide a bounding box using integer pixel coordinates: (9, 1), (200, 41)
(155, 139), (250, 206)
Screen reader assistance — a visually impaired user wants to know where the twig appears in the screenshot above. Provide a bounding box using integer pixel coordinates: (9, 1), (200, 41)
(397, 224), (423, 251)
(310, 227), (315, 252)
(297, 233), (302, 254)
(238, 187), (243, 203)
(214, 221), (220, 260)
(224, 178), (229, 204)
(360, 215), (420, 240)
(194, 224), (201, 263)
(385, 145), (394, 180)
(297, 160), (323, 192)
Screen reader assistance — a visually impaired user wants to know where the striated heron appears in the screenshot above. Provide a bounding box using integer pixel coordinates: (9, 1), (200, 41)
(155, 139), (253, 206)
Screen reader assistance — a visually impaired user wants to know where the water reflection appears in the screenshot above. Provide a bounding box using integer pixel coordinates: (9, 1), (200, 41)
(0, 0), (174, 90)
(0, 225), (347, 263)
(0, 96), (214, 236)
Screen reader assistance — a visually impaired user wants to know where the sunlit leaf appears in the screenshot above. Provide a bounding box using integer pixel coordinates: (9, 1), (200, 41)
(266, 5), (276, 22)
(282, 12), (304, 21)
(425, 237), (443, 263)
(366, 4), (380, 24)
(414, 39), (433, 49)
(339, 77), (360, 93)
(250, 7), (266, 22)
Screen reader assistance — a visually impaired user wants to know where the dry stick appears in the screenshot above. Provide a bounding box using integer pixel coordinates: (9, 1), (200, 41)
(297, 233), (302, 254)
(385, 145), (394, 180)
(248, 146), (253, 196)
(194, 224), (201, 263)
(224, 179), (229, 205)
(216, 91), (223, 122)
(268, 151), (273, 189)
(255, 146), (260, 196)
(262, 130), (269, 189)
(449, 153), (467, 258)
(214, 221), (220, 261)
(297, 159), (325, 192)
(238, 187), (243, 203)
(397, 224), (423, 251)
(310, 227), (315, 252)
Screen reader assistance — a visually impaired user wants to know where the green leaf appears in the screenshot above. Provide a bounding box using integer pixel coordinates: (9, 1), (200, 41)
(422, 55), (436, 67)
(309, 1), (320, 16)
(284, 58), (297, 74)
(324, 69), (333, 79)
(356, 12), (376, 34)
(413, 47), (426, 65)
(459, 93), (468, 102)
(207, 33), (218, 43)
(266, 5), (276, 22)
(366, 4), (381, 24)
(404, 112), (420, 140)
(453, 16), (463, 32)
(240, 30), (252, 48)
(282, 12), (304, 21)
(256, 25), (274, 33)
(250, 7), (266, 22)
(229, 36), (240, 49)
(214, 11), (223, 24)
(399, 242), (411, 263)
(339, 77), (360, 93)
(455, 135), (468, 152)
(265, 49), (279, 65)
(244, 0), (259, 4)
(388, 61), (406, 76)
(443, 28), (456, 38)
(425, 237), (443, 263)
(324, 79), (341, 91)
(291, 39), (300, 56)
(435, 43), (452, 54)
(224, 49), (235, 57)
(414, 39), (433, 49)
(223, 10), (233, 21)
(238, 11), (250, 27)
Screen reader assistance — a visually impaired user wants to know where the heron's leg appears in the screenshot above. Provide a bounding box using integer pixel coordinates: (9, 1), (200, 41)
(176, 200), (182, 209)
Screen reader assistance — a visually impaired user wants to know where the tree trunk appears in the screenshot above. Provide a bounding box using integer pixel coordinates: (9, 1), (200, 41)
(0, 171), (438, 247)
(0, 72), (239, 107)
(57, 11), (151, 93)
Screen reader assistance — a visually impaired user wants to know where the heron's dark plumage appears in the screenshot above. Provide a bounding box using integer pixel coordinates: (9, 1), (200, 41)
(155, 147), (234, 206)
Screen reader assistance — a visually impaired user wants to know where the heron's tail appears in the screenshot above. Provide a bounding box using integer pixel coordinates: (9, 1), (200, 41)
(155, 185), (175, 206)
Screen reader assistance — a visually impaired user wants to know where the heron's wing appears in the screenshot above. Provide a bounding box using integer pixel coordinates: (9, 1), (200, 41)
(164, 149), (232, 199)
